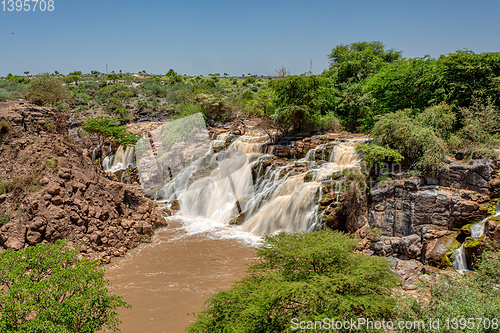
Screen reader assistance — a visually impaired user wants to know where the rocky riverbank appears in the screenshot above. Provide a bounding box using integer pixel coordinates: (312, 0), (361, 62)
(2, 102), (499, 275)
(0, 101), (166, 263)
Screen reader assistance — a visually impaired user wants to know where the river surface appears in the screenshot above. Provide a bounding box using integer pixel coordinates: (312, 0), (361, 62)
(105, 217), (257, 333)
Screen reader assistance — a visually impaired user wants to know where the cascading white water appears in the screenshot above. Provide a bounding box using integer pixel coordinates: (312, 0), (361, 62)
(452, 245), (468, 272)
(103, 145), (136, 173)
(156, 135), (363, 236)
(452, 201), (500, 273)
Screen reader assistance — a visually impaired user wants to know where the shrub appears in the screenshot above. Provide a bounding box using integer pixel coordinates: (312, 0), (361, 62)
(172, 102), (203, 120)
(141, 80), (168, 97)
(356, 143), (404, 169)
(309, 112), (342, 132)
(269, 75), (337, 132)
(458, 97), (500, 144)
(27, 73), (69, 106)
(371, 110), (447, 175)
(96, 83), (127, 100)
(0, 240), (129, 332)
(82, 116), (139, 146)
(195, 93), (231, 120)
(416, 103), (456, 139)
(187, 230), (397, 332)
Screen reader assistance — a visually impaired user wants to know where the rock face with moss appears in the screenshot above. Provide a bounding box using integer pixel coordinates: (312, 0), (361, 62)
(364, 160), (500, 267)
(0, 101), (166, 263)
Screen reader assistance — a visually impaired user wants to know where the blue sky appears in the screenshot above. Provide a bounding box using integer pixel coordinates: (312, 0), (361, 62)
(1, 0), (499, 76)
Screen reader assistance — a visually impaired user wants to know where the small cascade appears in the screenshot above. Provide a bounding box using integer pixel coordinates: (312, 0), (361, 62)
(303, 149), (316, 165)
(228, 135), (268, 154)
(452, 201), (500, 273)
(92, 140), (103, 163)
(103, 145), (136, 173)
(452, 245), (468, 272)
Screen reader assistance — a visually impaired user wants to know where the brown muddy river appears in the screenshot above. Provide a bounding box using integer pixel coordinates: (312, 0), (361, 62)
(105, 218), (257, 333)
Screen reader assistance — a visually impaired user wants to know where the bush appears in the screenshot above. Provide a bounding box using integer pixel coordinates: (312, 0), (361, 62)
(0, 240), (129, 332)
(195, 93), (231, 120)
(96, 83), (127, 100)
(172, 102), (203, 120)
(269, 75), (337, 132)
(187, 230), (397, 332)
(416, 103), (456, 139)
(371, 110), (447, 175)
(82, 116), (139, 146)
(141, 80), (168, 97)
(459, 97), (500, 144)
(27, 73), (69, 106)
(356, 143), (404, 169)
(335, 82), (374, 131)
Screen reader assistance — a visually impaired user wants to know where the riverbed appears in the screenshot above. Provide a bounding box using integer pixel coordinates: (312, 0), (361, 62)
(105, 218), (257, 332)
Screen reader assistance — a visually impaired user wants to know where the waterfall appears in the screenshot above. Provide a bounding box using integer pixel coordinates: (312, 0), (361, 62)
(103, 145), (136, 173)
(452, 201), (500, 273)
(151, 134), (363, 236)
(452, 245), (468, 272)
(304, 149), (316, 163)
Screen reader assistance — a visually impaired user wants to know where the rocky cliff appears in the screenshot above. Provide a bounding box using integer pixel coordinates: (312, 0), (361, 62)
(0, 101), (166, 262)
(364, 160), (500, 268)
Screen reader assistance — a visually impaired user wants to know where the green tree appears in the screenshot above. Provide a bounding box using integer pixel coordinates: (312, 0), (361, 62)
(188, 230), (397, 333)
(326, 41), (401, 84)
(107, 74), (119, 84)
(68, 71), (82, 85)
(0, 240), (129, 332)
(334, 82), (373, 131)
(269, 75), (338, 132)
(438, 50), (500, 108)
(82, 116), (139, 146)
(364, 56), (446, 115)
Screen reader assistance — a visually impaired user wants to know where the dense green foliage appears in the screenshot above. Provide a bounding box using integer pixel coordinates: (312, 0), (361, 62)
(0, 240), (129, 332)
(82, 116), (139, 146)
(326, 41), (401, 83)
(396, 248), (500, 333)
(370, 110), (448, 175)
(269, 75), (338, 132)
(439, 50), (500, 108)
(364, 56), (445, 114)
(187, 230), (397, 333)
(356, 143), (404, 169)
(1, 41), (498, 176)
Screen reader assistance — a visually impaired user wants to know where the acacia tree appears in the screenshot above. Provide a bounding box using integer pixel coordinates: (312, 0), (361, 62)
(275, 66), (289, 78)
(188, 230), (397, 333)
(0, 240), (129, 332)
